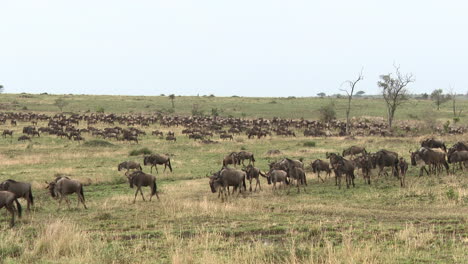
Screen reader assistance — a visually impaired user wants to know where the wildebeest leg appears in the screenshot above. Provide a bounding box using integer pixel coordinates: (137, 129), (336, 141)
(317, 171), (325, 183)
(133, 188), (140, 203)
(79, 194), (87, 209)
(64, 196), (71, 209)
(139, 187), (146, 201)
(6, 204), (15, 227)
(256, 178), (261, 191)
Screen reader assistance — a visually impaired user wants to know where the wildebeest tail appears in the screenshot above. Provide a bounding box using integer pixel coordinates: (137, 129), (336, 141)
(243, 177), (246, 191)
(139, 164), (143, 171)
(15, 199), (22, 218)
(80, 186), (85, 202)
(29, 187), (34, 206)
(285, 177), (290, 185)
(167, 158), (173, 172)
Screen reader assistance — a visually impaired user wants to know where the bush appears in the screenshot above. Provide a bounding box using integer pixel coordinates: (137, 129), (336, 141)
(83, 140), (115, 147)
(453, 117), (460, 123)
(303, 141), (316, 147)
(129, 147), (152, 156)
(96, 107), (105, 113)
(319, 103), (336, 122)
(446, 188), (459, 201)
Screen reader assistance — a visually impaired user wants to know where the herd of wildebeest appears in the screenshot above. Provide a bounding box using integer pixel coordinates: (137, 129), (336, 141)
(0, 111), (467, 227)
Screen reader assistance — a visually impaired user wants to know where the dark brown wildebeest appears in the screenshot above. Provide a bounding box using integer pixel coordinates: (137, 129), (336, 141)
(414, 147), (449, 175)
(11, 120), (17, 126)
(0, 179), (34, 210)
(220, 134), (233, 140)
(127, 171), (159, 203)
(18, 135), (31, 141)
(152, 130), (163, 136)
(287, 166), (307, 194)
(46, 177), (87, 209)
(410, 150), (430, 176)
(0, 191), (22, 227)
(311, 159), (331, 182)
(398, 158), (408, 187)
(353, 155), (373, 185)
(342, 146), (367, 157)
(421, 138), (447, 152)
(264, 169), (289, 191)
(209, 167), (246, 202)
(242, 165), (264, 192)
(143, 154), (173, 173)
(165, 135), (176, 142)
(447, 150), (468, 172)
(374, 149), (400, 178)
(118, 161), (143, 175)
(237, 151), (255, 166)
(326, 152), (355, 189)
(123, 134), (139, 144)
(222, 152), (239, 167)
(2, 130), (13, 138)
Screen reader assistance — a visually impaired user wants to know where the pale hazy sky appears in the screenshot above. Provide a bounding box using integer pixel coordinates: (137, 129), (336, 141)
(1, 0), (467, 97)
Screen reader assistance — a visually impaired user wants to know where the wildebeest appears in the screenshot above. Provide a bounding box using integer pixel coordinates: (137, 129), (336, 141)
(165, 135), (177, 142)
(271, 158), (306, 192)
(46, 177), (87, 209)
(0, 179), (34, 210)
(0, 191), (22, 227)
(421, 138), (447, 152)
(237, 151), (255, 166)
(398, 158), (408, 187)
(353, 154), (374, 185)
(118, 161), (143, 175)
(447, 150), (468, 172)
(327, 152), (355, 189)
(143, 154), (173, 173)
(413, 147), (449, 175)
(342, 146), (367, 157)
(18, 135), (31, 141)
(311, 159), (331, 182)
(152, 130), (163, 136)
(374, 149), (399, 178)
(2, 130), (13, 138)
(209, 167), (246, 202)
(220, 134), (233, 140)
(287, 166), (307, 194)
(264, 169), (289, 191)
(410, 150), (431, 176)
(222, 152), (239, 167)
(242, 165), (264, 192)
(127, 171), (159, 203)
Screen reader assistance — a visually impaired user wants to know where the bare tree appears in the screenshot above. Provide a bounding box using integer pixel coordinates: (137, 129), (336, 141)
(377, 65), (415, 129)
(169, 94), (175, 108)
(340, 69), (364, 134)
(449, 88), (463, 117)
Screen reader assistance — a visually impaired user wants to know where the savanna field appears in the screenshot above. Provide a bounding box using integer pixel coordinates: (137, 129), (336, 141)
(0, 94), (467, 264)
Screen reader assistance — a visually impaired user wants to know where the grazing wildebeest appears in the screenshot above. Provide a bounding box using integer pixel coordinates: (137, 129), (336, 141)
(264, 169), (289, 191)
(143, 154), (173, 173)
(123, 134), (139, 144)
(0, 191), (22, 227)
(421, 138), (447, 152)
(127, 171), (159, 203)
(220, 134), (233, 140)
(237, 151), (255, 166)
(165, 135), (176, 142)
(118, 161), (143, 175)
(311, 159), (331, 182)
(222, 152), (239, 167)
(18, 135), (31, 141)
(342, 146), (367, 157)
(272, 158), (306, 192)
(374, 149), (399, 178)
(447, 150), (468, 172)
(209, 167), (246, 202)
(0, 179), (34, 210)
(326, 152), (355, 189)
(242, 165), (264, 192)
(2, 130), (13, 138)
(415, 147), (449, 175)
(46, 177), (87, 209)
(152, 130), (163, 136)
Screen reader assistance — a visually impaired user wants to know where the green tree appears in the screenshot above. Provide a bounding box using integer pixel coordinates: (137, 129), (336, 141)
(54, 98), (69, 112)
(430, 89), (449, 110)
(377, 65), (415, 129)
(169, 94), (175, 108)
(317, 92), (326, 98)
(355, 91), (365, 97)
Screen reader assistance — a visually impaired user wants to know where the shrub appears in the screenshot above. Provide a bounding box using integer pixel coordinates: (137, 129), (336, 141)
(129, 147), (152, 156)
(83, 140), (115, 147)
(303, 141), (316, 147)
(96, 107), (105, 113)
(319, 103), (336, 122)
(446, 188), (459, 201)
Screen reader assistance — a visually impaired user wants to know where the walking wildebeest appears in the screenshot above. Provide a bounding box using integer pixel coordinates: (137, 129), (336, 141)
(242, 165), (264, 192)
(2, 130), (13, 138)
(127, 171), (159, 203)
(398, 158), (408, 187)
(222, 152), (239, 167)
(237, 151), (255, 166)
(264, 169), (289, 191)
(46, 177), (87, 209)
(311, 159), (331, 182)
(209, 167), (246, 202)
(447, 150), (468, 172)
(0, 191), (22, 227)
(0, 179), (34, 210)
(326, 152), (355, 189)
(374, 149), (399, 178)
(118, 161), (143, 175)
(18, 135), (31, 141)
(410, 150), (431, 176)
(342, 146), (367, 157)
(143, 154), (173, 173)
(413, 147), (449, 175)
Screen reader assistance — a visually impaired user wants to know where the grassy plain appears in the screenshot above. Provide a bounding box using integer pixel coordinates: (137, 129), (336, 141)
(0, 94), (467, 263)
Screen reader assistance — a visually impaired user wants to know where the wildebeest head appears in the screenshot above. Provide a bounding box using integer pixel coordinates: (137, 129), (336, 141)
(45, 181), (57, 198)
(143, 156), (150, 166)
